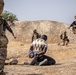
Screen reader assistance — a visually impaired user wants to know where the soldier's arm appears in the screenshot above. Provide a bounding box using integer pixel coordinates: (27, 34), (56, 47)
(70, 21), (75, 27)
(4, 20), (16, 39)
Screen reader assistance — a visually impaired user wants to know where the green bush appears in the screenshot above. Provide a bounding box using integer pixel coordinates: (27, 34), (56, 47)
(2, 11), (18, 23)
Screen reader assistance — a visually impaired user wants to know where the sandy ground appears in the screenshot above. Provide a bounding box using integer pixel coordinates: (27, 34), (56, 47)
(4, 42), (76, 75)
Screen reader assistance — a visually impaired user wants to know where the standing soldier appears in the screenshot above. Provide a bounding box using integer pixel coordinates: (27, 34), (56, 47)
(32, 29), (41, 42)
(58, 31), (69, 46)
(0, 0), (16, 74)
(68, 15), (76, 34)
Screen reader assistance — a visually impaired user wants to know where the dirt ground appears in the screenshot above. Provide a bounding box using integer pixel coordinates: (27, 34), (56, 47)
(4, 42), (76, 75)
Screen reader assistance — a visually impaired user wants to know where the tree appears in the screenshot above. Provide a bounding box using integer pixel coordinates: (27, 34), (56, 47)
(1, 11), (18, 23)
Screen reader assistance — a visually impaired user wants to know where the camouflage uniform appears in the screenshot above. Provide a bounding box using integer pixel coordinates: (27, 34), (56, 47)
(0, 17), (16, 75)
(70, 21), (76, 34)
(0, 17), (8, 75)
(59, 31), (69, 46)
(0, 0), (16, 74)
(0, 0), (6, 74)
(69, 15), (76, 34)
(32, 29), (41, 42)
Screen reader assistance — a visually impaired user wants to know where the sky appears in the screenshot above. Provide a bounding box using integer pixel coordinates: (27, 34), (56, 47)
(4, 0), (76, 24)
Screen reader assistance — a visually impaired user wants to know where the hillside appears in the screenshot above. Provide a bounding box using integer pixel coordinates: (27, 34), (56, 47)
(6, 20), (76, 43)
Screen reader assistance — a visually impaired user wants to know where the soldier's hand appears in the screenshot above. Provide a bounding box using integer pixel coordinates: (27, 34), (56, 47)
(12, 33), (17, 39)
(14, 36), (17, 39)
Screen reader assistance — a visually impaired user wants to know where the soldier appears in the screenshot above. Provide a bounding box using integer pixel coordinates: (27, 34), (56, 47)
(24, 35), (56, 66)
(0, 0), (16, 74)
(69, 15), (76, 34)
(58, 31), (69, 46)
(32, 29), (41, 42)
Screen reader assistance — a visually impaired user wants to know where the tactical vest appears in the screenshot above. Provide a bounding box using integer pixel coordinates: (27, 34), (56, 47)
(32, 38), (47, 52)
(0, 18), (8, 47)
(0, 18), (4, 35)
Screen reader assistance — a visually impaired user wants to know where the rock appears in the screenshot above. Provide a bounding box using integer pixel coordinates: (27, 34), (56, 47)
(9, 58), (18, 65)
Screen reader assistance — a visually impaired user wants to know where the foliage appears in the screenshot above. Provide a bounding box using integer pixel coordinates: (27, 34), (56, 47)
(1, 11), (18, 23)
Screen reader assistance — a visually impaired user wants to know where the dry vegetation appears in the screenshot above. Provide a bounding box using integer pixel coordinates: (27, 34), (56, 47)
(4, 20), (76, 75)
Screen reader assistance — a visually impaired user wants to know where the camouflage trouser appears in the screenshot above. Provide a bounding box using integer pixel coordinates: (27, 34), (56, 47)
(0, 48), (7, 75)
(58, 38), (69, 46)
(62, 38), (69, 46)
(0, 35), (8, 74)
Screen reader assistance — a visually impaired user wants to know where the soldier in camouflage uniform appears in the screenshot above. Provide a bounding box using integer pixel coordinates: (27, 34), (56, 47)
(58, 31), (69, 46)
(69, 15), (76, 34)
(32, 29), (41, 42)
(0, 0), (16, 74)
(24, 35), (56, 66)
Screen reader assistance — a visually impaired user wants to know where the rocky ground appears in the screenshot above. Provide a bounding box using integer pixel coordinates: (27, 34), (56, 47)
(4, 41), (76, 75)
